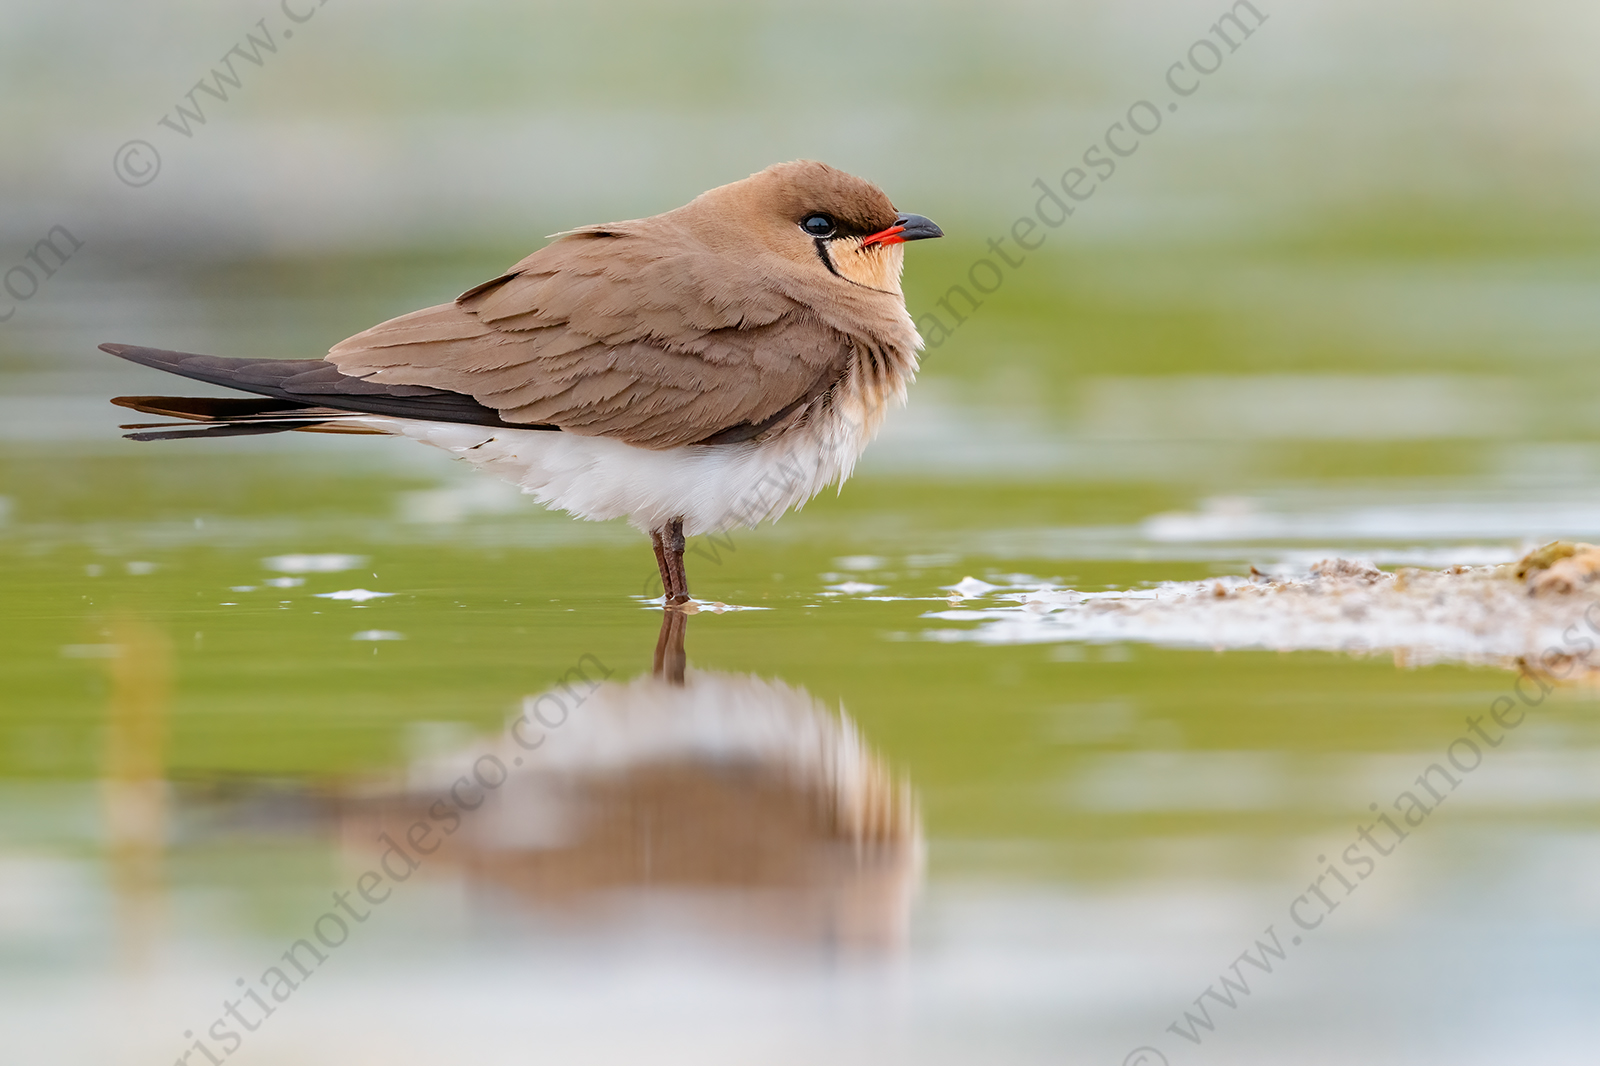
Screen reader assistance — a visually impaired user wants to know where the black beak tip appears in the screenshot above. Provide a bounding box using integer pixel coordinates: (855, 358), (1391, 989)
(895, 212), (944, 242)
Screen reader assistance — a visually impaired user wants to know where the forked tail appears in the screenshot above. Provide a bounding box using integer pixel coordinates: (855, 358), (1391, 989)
(102, 342), (536, 441)
(110, 395), (385, 441)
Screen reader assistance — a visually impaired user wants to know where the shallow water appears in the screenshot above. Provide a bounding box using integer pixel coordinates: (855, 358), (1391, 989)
(7, 0), (1600, 1058)
(4, 411), (1600, 1064)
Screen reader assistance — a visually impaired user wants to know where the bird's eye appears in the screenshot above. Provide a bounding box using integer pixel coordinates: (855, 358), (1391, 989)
(800, 213), (836, 238)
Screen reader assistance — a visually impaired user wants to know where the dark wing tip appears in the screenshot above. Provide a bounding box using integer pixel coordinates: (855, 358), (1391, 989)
(99, 341), (543, 431)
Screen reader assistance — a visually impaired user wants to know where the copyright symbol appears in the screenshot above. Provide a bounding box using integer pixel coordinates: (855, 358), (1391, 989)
(1123, 1049), (1168, 1066)
(113, 140), (161, 187)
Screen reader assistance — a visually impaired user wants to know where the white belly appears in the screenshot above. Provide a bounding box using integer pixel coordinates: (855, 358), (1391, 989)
(358, 397), (889, 536)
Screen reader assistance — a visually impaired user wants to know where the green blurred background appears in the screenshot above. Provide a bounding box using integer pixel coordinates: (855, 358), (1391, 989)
(3, 2), (1600, 1064)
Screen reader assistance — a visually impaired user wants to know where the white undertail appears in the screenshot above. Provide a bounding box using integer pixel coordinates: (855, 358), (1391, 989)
(360, 349), (918, 536)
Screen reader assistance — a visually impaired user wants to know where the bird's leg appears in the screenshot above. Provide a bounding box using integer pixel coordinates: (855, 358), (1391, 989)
(653, 607), (687, 684)
(664, 517), (690, 606)
(650, 527), (672, 601)
(649, 520), (691, 606)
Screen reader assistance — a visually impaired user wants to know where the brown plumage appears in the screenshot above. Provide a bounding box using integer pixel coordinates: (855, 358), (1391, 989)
(104, 160), (943, 605)
(327, 160), (931, 448)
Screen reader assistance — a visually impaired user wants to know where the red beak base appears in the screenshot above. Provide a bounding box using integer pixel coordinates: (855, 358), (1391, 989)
(857, 224), (908, 246)
(862, 224), (907, 247)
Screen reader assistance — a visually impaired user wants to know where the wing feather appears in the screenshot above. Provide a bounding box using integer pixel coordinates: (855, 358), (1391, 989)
(327, 221), (846, 448)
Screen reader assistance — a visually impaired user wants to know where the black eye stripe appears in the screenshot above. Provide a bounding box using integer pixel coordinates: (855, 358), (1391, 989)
(812, 237), (842, 277)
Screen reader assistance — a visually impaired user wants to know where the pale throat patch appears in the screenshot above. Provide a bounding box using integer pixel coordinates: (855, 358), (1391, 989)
(829, 240), (906, 294)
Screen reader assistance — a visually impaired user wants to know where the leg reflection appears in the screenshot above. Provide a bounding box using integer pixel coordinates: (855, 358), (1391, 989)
(652, 608), (687, 684)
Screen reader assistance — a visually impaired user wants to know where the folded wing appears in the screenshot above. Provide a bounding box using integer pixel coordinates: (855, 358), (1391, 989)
(326, 224), (853, 449)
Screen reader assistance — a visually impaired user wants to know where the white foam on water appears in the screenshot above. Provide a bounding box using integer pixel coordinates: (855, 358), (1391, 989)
(924, 562), (1600, 668)
(263, 553), (368, 573)
(315, 589), (394, 602)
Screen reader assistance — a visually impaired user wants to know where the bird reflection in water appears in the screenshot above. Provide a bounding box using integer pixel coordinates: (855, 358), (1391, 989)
(345, 611), (923, 950)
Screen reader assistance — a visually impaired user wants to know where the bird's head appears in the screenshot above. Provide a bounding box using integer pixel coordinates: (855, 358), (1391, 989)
(691, 160), (943, 297)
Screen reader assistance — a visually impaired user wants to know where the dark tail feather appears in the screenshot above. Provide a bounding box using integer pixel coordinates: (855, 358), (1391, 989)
(110, 394), (385, 442)
(101, 342), (529, 428)
(122, 422), (360, 442)
(112, 394), (322, 421)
